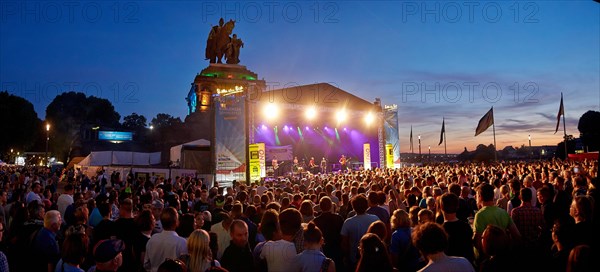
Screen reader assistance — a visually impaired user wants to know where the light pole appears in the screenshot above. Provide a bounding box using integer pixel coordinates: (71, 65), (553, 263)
(528, 134), (532, 159)
(428, 145), (431, 163)
(45, 123), (50, 167)
(418, 135), (422, 163)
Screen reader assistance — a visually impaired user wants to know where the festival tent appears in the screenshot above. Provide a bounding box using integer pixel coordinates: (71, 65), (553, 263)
(65, 157), (85, 170)
(170, 139), (211, 171)
(76, 151), (162, 167)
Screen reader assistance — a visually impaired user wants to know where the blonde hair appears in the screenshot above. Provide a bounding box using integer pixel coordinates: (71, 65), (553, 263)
(391, 209), (411, 230)
(187, 229), (212, 271)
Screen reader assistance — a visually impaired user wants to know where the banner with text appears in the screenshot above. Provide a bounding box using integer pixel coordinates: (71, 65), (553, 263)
(384, 106), (400, 166)
(249, 143), (266, 182)
(215, 95), (246, 182)
(364, 143), (371, 170)
(386, 143), (394, 168)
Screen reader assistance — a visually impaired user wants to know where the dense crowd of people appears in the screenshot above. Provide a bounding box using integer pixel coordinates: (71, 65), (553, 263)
(0, 158), (597, 272)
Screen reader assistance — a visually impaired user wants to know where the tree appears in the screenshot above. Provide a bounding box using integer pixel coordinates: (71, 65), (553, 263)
(456, 147), (471, 161)
(501, 146), (516, 159)
(555, 135), (576, 160)
(122, 113), (147, 131)
(0, 91), (42, 157)
(46, 92), (121, 161)
(150, 113), (182, 129)
(516, 144), (529, 157)
(578, 110), (600, 152)
(472, 144), (495, 162)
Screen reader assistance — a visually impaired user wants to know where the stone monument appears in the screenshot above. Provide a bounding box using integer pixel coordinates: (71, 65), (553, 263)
(184, 18), (266, 185)
(186, 18), (266, 115)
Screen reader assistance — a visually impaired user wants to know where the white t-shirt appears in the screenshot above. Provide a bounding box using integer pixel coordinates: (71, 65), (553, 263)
(57, 193), (74, 219)
(418, 255), (475, 272)
(259, 239), (297, 272)
(144, 230), (187, 272)
(257, 185), (268, 196)
(212, 222), (230, 260)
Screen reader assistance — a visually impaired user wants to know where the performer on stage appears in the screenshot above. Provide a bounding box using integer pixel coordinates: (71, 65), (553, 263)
(339, 155), (347, 172)
(292, 156), (299, 173)
(309, 157), (317, 174)
(320, 157), (327, 174)
(272, 156), (279, 176)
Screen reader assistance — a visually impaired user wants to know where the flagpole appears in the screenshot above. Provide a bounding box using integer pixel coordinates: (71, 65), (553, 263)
(562, 93), (568, 160)
(442, 117), (447, 157)
(444, 127), (447, 157)
(492, 107), (497, 161)
(410, 125), (414, 155)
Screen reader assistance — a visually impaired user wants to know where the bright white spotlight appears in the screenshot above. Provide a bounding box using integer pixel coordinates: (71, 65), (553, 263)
(305, 106), (317, 120)
(336, 109), (347, 123)
(263, 103), (278, 120)
(364, 112), (375, 125)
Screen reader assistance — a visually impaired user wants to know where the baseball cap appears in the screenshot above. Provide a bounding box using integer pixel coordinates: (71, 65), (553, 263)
(93, 239), (125, 263)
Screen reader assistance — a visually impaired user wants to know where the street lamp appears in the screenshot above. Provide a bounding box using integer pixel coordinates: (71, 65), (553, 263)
(428, 145), (431, 163)
(45, 123), (50, 166)
(418, 135), (422, 163)
(528, 134), (532, 159)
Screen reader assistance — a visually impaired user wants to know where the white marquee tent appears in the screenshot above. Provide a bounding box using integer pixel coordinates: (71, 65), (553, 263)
(76, 151), (161, 167)
(170, 139), (211, 163)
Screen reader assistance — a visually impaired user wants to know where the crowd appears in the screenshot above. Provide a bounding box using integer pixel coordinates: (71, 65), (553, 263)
(0, 158), (597, 272)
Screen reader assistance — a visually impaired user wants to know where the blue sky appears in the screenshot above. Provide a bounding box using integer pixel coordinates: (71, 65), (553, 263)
(1, 1), (598, 153)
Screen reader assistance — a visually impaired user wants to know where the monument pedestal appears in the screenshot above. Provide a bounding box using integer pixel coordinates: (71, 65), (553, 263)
(185, 63), (266, 185)
(194, 64), (266, 97)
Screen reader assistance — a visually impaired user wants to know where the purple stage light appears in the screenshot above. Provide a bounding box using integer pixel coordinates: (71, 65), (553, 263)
(261, 125), (267, 130)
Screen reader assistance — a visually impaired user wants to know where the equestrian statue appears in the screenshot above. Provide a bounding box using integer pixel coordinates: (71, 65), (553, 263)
(205, 18), (244, 64)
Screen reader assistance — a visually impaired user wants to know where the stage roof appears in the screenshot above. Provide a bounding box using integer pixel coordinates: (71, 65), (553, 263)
(254, 83), (377, 112)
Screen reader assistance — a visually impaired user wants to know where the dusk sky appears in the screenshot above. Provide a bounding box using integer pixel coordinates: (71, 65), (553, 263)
(1, 1), (599, 153)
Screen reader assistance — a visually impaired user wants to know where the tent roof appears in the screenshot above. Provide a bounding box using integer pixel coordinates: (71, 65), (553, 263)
(66, 157), (85, 169)
(180, 139), (211, 147)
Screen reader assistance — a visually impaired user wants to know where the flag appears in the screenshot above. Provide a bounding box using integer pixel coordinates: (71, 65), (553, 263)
(555, 93), (564, 134)
(475, 107), (494, 136)
(439, 118), (445, 145)
(410, 125), (413, 152)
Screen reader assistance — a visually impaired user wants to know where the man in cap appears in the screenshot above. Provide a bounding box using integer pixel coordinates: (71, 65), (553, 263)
(88, 239), (125, 272)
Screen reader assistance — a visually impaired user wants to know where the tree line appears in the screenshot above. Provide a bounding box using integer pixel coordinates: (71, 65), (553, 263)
(1, 90), (599, 164)
(1, 91), (182, 163)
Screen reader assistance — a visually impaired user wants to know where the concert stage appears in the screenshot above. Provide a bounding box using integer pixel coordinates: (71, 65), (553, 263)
(184, 18), (399, 184)
(249, 83), (384, 177)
